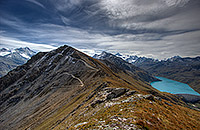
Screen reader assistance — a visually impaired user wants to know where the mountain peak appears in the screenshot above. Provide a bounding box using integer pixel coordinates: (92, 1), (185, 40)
(115, 52), (122, 57)
(167, 55), (182, 61)
(93, 51), (111, 59)
(0, 48), (10, 52)
(15, 47), (35, 53)
(0, 48), (11, 56)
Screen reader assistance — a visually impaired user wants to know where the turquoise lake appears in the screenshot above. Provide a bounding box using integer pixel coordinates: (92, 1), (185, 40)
(151, 77), (200, 96)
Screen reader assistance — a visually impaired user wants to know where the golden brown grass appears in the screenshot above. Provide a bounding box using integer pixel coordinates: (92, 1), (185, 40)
(63, 95), (200, 130)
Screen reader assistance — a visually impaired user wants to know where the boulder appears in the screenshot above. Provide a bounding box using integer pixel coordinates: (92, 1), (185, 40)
(106, 88), (129, 100)
(144, 94), (155, 101)
(126, 90), (137, 96)
(154, 96), (162, 101)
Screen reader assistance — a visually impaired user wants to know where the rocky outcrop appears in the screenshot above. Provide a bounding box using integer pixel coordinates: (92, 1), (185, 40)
(91, 88), (129, 107)
(91, 87), (161, 108)
(104, 88), (129, 100)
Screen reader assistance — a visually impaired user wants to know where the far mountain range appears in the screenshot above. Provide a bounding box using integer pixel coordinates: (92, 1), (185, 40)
(94, 52), (200, 94)
(0, 47), (199, 94)
(0, 47), (36, 77)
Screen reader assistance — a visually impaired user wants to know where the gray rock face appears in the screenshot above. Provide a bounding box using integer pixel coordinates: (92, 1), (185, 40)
(91, 88), (129, 107)
(143, 94), (155, 101)
(126, 90), (137, 96)
(106, 88), (129, 100)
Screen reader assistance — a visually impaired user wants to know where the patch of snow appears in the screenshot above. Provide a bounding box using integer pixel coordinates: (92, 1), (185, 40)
(74, 122), (88, 127)
(0, 52), (11, 56)
(104, 102), (121, 108)
(121, 97), (134, 103)
(7, 54), (12, 58)
(11, 50), (16, 53)
(20, 53), (31, 59)
(127, 59), (136, 63)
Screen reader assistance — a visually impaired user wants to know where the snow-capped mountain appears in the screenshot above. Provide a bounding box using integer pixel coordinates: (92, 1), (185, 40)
(166, 55), (182, 62)
(94, 52), (139, 63)
(115, 52), (159, 64)
(114, 52), (182, 64)
(0, 48), (12, 56)
(94, 52), (182, 64)
(93, 51), (158, 83)
(115, 53), (139, 63)
(0, 47), (36, 77)
(0, 47), (36, 60)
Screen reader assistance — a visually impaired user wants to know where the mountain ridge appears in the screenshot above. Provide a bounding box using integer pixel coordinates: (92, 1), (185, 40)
(0, 45), (200, 129)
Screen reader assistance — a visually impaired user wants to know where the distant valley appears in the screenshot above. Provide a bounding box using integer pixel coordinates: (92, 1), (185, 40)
(95, 52), (200, 94)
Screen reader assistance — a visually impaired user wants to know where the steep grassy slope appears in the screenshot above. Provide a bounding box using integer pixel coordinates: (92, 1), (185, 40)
(63, 94), (200, 130)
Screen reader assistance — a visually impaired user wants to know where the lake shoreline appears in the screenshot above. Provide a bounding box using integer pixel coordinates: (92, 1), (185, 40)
(151, 76), (200, 96)
(175, 94), (200, 103)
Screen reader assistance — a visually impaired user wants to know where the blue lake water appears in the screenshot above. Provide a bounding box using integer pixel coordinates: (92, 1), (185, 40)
(151, 77), (200, 96)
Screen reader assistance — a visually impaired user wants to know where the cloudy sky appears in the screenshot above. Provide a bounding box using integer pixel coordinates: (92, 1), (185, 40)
(0, 0), (200, 59)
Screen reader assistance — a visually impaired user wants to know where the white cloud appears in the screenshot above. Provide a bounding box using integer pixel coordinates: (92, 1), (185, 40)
(1, 19), (199, 59)
(163, 0), (190, 7)
(99, 0), (189, 20)
(0, 36), (56, 52)
(26, 0), (46, 9)
(53, 0), (82, 11)
(99, 0), (194, 31)
(77, 48), (96, 56)
(0, 0), (199, 60)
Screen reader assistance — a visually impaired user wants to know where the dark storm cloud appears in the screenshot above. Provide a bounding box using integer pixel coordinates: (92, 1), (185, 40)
(0, 0), (200, 59)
